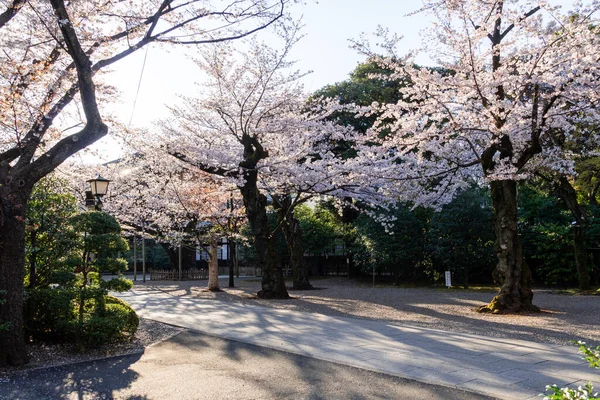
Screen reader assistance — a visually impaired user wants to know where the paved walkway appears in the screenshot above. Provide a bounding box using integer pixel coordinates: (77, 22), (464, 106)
(118, 288), (599, 400)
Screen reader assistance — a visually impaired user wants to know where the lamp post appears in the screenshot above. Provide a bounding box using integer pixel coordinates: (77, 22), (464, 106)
(86, 175), (111, 211)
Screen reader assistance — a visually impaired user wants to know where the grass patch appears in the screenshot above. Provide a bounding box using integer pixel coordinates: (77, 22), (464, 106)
(548, 287), (600, 296)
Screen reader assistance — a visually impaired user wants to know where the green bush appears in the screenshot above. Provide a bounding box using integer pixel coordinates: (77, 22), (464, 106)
(84, 302), (139, 347)
(25, 288), (77, 340)
(101, 277), (133, 292)
(25, 289), (138, 346)
(25, 210), (138, 348)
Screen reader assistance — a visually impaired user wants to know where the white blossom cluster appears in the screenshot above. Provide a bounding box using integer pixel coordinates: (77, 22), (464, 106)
(144, 27), (397, 219)
(0, 0), (295, 167)
(357, 0), (600, 209)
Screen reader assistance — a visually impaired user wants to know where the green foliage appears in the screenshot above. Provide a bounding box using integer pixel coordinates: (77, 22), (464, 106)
(427, 188), (495, 287)
(25, 287), (77, 340)
(544, 383), (598, 399)
(84, 302), (139, 347)
(123, 240), (171, 270)
(100, 277), (133, 292)
(25, 211), (136, 347)
(576, 341), (600, 369)
(25, 176), (79, 288)
(351, 204), (425, 282)
(543, 341), (599, 399)
(26, 288), (138, 346)
(296, 203), (343, 255)
(313, 61), (405, 134)
(519, 185), (579, 287)
(576, 158), (600, 205)
(310, 61), (408, 161)
(268, 210), (288, 263)
(69, 212), (129, 268)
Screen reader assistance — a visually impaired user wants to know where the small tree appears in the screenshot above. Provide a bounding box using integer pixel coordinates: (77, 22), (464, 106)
(26, 211), (134, 348)
(25, 176), (79, 288)
(101, 152), (246, 292)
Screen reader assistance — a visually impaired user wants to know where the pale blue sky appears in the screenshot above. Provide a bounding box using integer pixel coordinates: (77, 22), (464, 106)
(97, 0), (577, 159)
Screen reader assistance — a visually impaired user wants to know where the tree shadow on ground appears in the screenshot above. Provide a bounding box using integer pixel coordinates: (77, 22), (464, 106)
(0, 352), (143, 400)
(161, 330), (492, 400)
(200, 277), (600, 346)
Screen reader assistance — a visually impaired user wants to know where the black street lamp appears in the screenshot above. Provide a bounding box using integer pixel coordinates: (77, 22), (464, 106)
(86, 175), (111, 210)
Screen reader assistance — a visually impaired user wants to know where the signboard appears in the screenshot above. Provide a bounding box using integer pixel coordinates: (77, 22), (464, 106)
(445, 271), (452, 287)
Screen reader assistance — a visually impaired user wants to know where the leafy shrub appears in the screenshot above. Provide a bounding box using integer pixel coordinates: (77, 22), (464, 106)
(84, 302), (139, 347)
(544, 383), (598, 400)
(25, 288), (77, 340)
(543, 341), (600, 400)
(25, 289), (138, 346)
(101, 277), (133, 292)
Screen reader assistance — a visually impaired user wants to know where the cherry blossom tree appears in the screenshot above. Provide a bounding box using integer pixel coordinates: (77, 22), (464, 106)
(361, 0), (600, 312)
(76, 152), (246, 292)
(0, 0), (295, 367)
(156, 26), (379, 297)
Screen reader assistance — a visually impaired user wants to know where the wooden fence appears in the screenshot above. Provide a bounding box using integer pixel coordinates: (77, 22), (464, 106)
(217, 266), (259, 276)
(150, 268), (208, 281)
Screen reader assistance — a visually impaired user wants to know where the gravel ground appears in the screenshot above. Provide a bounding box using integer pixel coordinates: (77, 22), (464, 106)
(134, 276), (600, 346)
(0, 318), (184, 376)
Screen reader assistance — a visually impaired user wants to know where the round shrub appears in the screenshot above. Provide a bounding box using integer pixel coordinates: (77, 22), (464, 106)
(84, 301), (139, 347)
(100, 277), (133, 292)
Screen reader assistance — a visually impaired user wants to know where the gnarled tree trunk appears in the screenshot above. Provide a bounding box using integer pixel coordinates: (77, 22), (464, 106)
(478, 180), (538, 314)
(0, 187), (31, 367)
(276, 197), (312, 290)
(240, 172), (288, 299)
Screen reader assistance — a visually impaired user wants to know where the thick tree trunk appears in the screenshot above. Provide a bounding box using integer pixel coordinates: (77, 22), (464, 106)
(0, 189), (31, 367)
(277, 201), (312, 290)
(555, 177), (591, 291)
(239, 175), (288, 299)
(207, 236), (220, 292)
(478, 180), (539, 314)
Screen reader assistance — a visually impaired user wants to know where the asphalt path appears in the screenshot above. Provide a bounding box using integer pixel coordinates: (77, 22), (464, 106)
(0, 330), (493, 400)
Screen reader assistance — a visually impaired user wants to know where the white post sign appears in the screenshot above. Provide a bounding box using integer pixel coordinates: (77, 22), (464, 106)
(445, 271), (452, 287)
